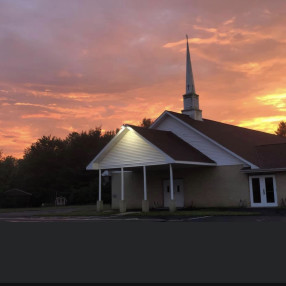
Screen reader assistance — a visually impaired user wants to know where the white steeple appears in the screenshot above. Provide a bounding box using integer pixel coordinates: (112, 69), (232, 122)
(186, 34), (196, 94)
(182, 34), (202, 121)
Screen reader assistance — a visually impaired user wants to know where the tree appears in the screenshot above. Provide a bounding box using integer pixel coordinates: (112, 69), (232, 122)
(0, 126), (118, 206)
(275, 121), (286, 137)
(139, 118), (154, 128)
(0, 154), (18, 192)
(14, 128), (117, 206)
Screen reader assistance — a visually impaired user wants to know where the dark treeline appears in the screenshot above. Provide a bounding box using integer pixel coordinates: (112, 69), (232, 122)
(0, 128), (118, 207)
(0, 117), (154, 207)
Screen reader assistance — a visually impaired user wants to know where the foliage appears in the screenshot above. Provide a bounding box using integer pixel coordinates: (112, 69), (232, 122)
(0, 153), (18, 192)
(0, 118), (147, 207)
(275, 121), (286, 137)
(139, 117), (154, 128)
(0, 128), (116, 206)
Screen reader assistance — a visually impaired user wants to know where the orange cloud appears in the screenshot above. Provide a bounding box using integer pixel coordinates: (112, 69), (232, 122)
(1, 0), (286, 158)
(257, 92), (286, 111)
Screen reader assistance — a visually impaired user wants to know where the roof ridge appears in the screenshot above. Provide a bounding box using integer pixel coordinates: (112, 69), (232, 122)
(167, 110), (286, 138)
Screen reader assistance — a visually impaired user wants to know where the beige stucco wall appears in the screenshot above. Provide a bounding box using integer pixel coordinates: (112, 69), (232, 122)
(274, 172), (286, 206)
(110, 167), (286, 209)
(176, 165), (250, 208)
(111, 169), (166, 209)
(111, 172), (142, 209)
(111, 165), (252, 209)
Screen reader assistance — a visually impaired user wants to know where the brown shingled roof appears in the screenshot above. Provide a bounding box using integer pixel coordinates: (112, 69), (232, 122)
(167, 111), (286, 168)
(255, 143), (286, 169)
(125, 124), (215, 164)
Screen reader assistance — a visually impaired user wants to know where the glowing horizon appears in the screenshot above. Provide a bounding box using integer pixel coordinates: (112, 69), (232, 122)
(1, 0), (286, 158)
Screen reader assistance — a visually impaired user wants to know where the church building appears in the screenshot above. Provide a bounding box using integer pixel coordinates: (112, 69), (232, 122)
(87, 36), (286, 212)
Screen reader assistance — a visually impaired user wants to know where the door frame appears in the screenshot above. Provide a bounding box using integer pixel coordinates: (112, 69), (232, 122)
(249, 175), (278, 207)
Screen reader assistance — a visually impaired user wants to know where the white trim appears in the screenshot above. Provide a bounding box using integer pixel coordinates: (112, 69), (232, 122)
(163, 111), (258, 169)
(150, 110), (169, 129)
(169, 164), (174, 200)
(111, 170), (133, 174)
(98, 169), (102, 201)
(96, 162), (169, 170)
(98, 161), (216, 170)
(242, 168), (286, 174)
(174, 161), (216, 166)
(249, 175), (278, 207)
(143, 166), (147, 201)
(121, 167), (124, 201)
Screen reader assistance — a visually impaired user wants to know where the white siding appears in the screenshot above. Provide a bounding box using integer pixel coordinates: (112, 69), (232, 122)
(99, 129), (169, 169)
(155, 115), (244, 166)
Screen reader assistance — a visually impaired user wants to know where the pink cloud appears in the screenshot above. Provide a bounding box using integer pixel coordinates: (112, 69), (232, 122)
(1, 0), (286, 157)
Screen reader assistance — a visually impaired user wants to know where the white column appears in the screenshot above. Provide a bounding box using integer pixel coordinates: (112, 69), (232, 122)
(169, 164), (174, 200)
(98, 169), (102, 201)
(121, 167), (124, 200)
(143, 166), (147, 200)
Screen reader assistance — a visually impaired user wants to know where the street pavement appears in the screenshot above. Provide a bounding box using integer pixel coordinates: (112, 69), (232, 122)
(1, 207), (286, 222)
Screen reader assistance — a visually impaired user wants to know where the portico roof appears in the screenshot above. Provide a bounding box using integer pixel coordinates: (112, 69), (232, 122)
(126, 125), (215, 164)
(86, 125), (216, 170)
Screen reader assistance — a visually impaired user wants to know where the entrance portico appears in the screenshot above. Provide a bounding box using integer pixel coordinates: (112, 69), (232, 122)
(96, 162), (216, 212)
(87, 124), (216, 212)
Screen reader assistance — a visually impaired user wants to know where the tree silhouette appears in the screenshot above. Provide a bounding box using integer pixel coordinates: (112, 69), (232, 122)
(275, 121), (286, 137)
(11, 127), (116, 206)
(140, 118), (154, 128)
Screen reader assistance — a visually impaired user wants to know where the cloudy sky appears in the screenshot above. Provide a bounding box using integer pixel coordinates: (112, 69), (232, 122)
(1, 0), (286, 157)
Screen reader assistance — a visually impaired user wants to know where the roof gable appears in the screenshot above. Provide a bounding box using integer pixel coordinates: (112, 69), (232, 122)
(87, 125), (215, 170)
(153, 111), (286, 169)
(87, 127), (171, 170)
(151, 111), (252, 167)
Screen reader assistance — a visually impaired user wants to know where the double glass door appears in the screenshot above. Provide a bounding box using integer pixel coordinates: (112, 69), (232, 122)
(249, 176), (277, 207)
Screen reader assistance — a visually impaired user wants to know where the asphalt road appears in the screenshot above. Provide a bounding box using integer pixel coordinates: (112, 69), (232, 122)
(1, 207), (286, 222)
(1, 214), (286, 222)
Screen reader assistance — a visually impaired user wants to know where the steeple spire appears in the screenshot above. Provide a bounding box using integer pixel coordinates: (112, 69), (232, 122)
(181, 34), (202, 121)
(186, 34), (195, 94)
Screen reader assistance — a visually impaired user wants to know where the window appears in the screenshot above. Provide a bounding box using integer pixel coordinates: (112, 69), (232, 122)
(252, 178), (261, 203)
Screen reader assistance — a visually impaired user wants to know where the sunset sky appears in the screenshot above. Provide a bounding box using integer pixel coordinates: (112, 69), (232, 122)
(1, 0), (286, 158)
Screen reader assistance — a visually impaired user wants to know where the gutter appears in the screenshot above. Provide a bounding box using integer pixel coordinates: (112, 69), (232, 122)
(241, 167), (286, 174)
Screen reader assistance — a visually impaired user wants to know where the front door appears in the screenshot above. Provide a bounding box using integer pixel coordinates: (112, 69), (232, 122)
(249, 175), (278, 207)
(163, 179), (184, 208)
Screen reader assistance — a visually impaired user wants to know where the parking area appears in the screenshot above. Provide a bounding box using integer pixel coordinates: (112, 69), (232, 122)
(0, 206), (286, 222)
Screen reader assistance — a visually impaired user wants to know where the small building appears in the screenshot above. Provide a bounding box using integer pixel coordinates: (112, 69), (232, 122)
(55, 196), (67, 206)
(1, 189), (32, 208)
(87, 36), (286, 212)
